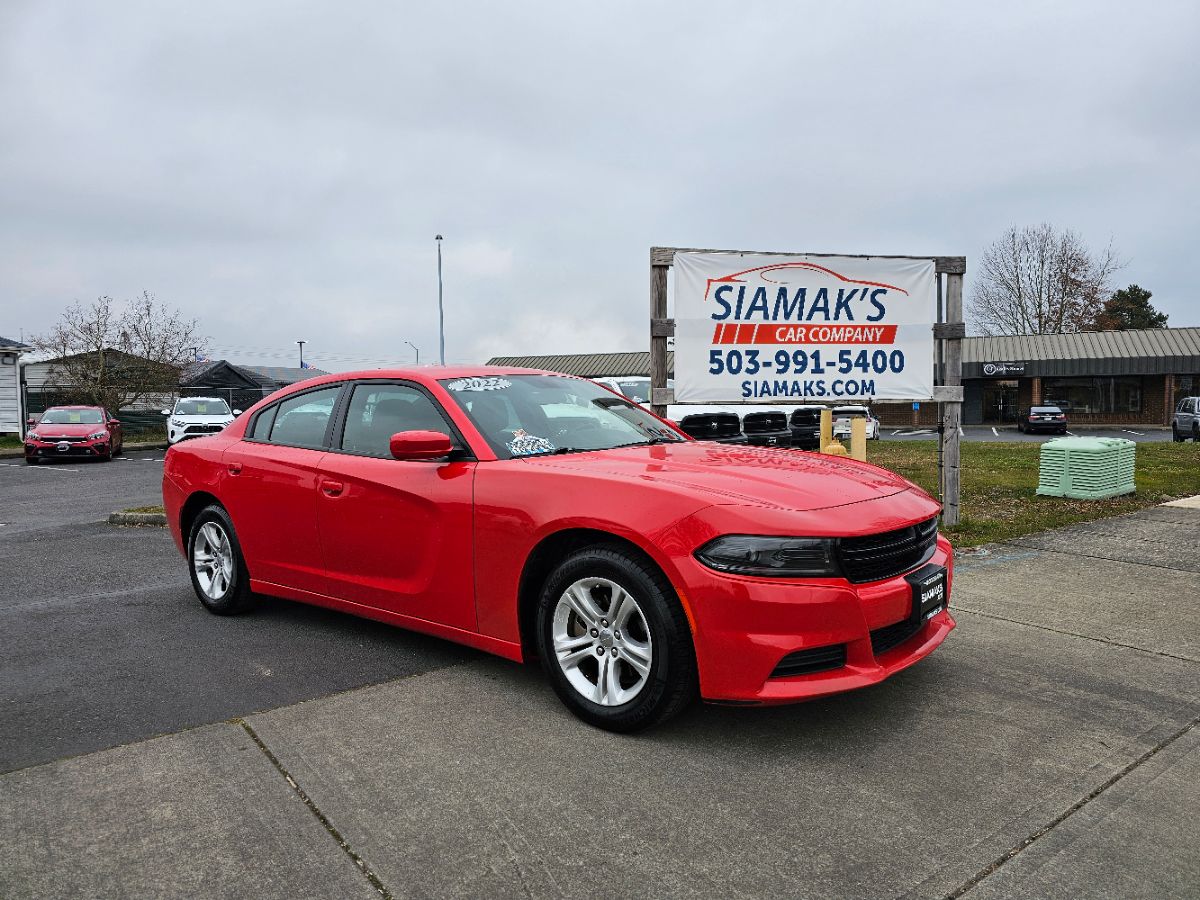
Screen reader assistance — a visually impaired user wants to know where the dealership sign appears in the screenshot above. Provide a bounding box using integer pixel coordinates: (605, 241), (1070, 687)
(981, 362), (1025, 377)
(673, 252), (936, 402)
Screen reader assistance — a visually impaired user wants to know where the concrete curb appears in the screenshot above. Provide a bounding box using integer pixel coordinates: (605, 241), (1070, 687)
(107, 512), (168, 527)
(0, 440), (169, 460)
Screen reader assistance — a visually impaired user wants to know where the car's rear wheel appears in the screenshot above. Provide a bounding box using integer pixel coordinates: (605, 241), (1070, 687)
(536, 545), (697, 732)
(187, 505), (255, 615)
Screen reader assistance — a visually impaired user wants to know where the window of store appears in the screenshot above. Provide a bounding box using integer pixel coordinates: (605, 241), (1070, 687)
(1041, 377), (1144, 416)
(1174, 375), (1200, 408)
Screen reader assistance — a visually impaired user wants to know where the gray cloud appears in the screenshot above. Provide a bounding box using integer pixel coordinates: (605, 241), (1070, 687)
(2, 0), (1197, 370)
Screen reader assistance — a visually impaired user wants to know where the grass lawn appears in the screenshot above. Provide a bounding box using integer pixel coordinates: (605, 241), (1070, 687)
(869, 440), (1200, 548)
(123, 505), (166, 514)
(0, 435), (21, 449)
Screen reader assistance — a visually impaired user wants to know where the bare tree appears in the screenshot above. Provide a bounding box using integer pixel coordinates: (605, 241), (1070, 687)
(969, 225), (1122, 335)
(31, 292), (205, 411)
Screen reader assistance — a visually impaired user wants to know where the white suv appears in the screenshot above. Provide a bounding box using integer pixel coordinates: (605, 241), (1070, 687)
(162, 397), (241, 445)
(1173, 397), (1200, 442)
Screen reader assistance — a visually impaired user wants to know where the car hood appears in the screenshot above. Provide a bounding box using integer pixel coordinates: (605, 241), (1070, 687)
(521, 441), (918, 512)
(31, 423), (103, 437)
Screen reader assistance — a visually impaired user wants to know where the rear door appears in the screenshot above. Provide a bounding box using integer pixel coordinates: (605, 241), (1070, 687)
(315, 381), (477, 631)
(220, 384), (344, 595)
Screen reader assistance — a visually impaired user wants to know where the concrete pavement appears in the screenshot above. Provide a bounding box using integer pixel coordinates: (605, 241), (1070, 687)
(2, 486), (1198, 897)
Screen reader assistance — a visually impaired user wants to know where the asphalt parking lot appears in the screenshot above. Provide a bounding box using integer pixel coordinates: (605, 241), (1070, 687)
(1, 453), (1197, 898)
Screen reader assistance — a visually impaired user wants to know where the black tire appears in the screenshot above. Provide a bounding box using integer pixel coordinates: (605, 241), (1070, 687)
(24, 456), (38, 465)
(1172, 425), (1182, 442)
(186, 504), (255, 615)
(536, 545), (698, 733)
(1193, 424), (1200, 443)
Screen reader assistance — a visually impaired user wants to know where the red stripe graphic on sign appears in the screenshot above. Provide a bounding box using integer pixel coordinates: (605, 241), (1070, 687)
(707, 324), (899, 345)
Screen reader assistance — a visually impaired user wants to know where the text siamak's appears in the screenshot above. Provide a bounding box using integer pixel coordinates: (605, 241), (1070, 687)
(711, 284), (890, 323)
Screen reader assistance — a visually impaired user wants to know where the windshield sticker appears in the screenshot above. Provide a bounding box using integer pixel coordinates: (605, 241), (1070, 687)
(446, 377), (512, 393)
(507, 429), (556, 456)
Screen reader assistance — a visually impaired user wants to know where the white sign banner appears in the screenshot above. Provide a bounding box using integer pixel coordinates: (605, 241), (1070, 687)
(673, 252), (936, 403)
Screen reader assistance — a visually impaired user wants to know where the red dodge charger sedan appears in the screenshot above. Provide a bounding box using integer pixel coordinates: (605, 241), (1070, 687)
(163, 367), (954, 731)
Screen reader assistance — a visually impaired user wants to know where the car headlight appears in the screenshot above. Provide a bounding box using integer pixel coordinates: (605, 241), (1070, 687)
(26, 432), (39, 442)
(89, 431), (107, 440)
(695, 535), (839, 578)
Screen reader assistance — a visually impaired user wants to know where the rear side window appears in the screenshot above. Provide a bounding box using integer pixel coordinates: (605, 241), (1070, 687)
(268, 387), (342, 449)
(340, 384), (453, 457)
(248, 406), (277, 440)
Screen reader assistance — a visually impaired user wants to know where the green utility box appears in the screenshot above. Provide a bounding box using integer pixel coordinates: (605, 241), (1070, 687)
(1036, 437), (1136, 499)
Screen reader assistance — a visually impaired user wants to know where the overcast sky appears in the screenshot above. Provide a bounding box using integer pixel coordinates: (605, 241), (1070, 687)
(2, 1), (1197, 371)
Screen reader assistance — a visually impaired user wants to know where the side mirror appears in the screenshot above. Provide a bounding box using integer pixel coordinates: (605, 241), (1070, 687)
(26, 416), (37, 427)
(390, 430), (453, 461)
(161, 409), (171, 416)
(232, 409), (243, 416)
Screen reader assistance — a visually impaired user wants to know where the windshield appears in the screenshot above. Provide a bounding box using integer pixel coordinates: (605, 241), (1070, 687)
(39, 408), (104, 424)
(441, 374), (684, 459)
(175, 399), (232, 416)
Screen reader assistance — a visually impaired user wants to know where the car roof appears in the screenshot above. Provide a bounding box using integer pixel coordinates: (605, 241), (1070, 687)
(178, 396), (227, 402)
(44, 404), (103, 410)
(293, 364), (569, 389)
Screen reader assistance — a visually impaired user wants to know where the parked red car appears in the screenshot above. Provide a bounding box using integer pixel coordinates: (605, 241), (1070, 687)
(25, 405), (123, 463)
(162, 368), (954, 731)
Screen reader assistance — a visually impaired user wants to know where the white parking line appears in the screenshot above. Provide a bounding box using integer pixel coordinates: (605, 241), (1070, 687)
(991, 427), (999, 436)
(1066, 430), (1076, 436)
(891, 430), (901, 436)
(958, 425), (965, 437)
(1123, 429), (1144, 436)
(24, 465), (80, 473)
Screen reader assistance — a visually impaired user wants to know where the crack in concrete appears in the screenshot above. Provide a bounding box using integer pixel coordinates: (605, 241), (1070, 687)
(949, 606), (1198, 664)
(237, 719), (394, 900)
(941, 716), (1199, 899)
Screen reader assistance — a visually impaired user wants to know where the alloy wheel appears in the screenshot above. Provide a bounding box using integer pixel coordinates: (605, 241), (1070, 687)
(192, 521), (234, 600)
(552, 577), (653, 707)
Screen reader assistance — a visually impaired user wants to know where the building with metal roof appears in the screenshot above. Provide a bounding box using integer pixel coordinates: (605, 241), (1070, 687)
(490, 326), (1200, 427)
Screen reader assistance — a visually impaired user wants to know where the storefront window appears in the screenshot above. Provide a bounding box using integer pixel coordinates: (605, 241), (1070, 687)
(1175, 375), (1200, 408)
(1041, 377), (1143, 415)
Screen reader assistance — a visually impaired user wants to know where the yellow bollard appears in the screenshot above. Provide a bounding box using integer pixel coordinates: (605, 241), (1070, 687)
(849, 416), (867, 461)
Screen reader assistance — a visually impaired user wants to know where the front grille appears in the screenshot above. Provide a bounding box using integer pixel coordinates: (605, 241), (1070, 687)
(870, 617), (924, 656)
(770, 643), (847, 678)
(838, 517), (939, 584)
(742, 412), (787, 435)
(790, 409), (822, 426)
(678, 413), (741, 440)
(184, 424), (224, 434)
(39, 435), (88, 443)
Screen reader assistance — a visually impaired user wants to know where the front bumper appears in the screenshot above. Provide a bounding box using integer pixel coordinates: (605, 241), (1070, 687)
(679, 537), (955, 704)
(25, 438), (110, 459)
(743, 430), (792, 448)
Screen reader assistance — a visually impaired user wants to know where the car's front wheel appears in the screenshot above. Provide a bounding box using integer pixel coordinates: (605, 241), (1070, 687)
(536, 545), (698, 732)
(187, 505), (255, 615)
(1173, 425), (1182, 442)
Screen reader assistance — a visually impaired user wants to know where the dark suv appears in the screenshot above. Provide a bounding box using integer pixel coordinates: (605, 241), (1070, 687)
(676, 411), (746, 444)
(1173, 397), (1200, 442)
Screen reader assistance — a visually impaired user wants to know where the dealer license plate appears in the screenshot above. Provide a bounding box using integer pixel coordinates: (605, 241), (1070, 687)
(905, 564), (947, 621)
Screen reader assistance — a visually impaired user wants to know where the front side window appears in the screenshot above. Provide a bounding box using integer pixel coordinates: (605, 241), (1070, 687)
(340, 384), (453, 457)
(268, 386), (341, 449)
(175, 398), (232, 416)
(441, 374), (683, 459)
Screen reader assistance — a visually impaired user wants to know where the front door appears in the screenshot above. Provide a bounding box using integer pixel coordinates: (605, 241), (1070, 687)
(315, 382), (477, 631)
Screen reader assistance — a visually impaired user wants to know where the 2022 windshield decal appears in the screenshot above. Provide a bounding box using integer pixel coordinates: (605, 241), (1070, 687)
(445, 377), (512, 392)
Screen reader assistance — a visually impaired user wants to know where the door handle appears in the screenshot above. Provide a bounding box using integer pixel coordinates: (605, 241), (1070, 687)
(320, 480), (345, 497)
(228, 462), (242, 475)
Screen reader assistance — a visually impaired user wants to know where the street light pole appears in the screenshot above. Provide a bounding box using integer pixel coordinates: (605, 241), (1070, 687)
(405, 341), (419, 365)
(297, 340), (305, 368)
(436, 234), (445, 365)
